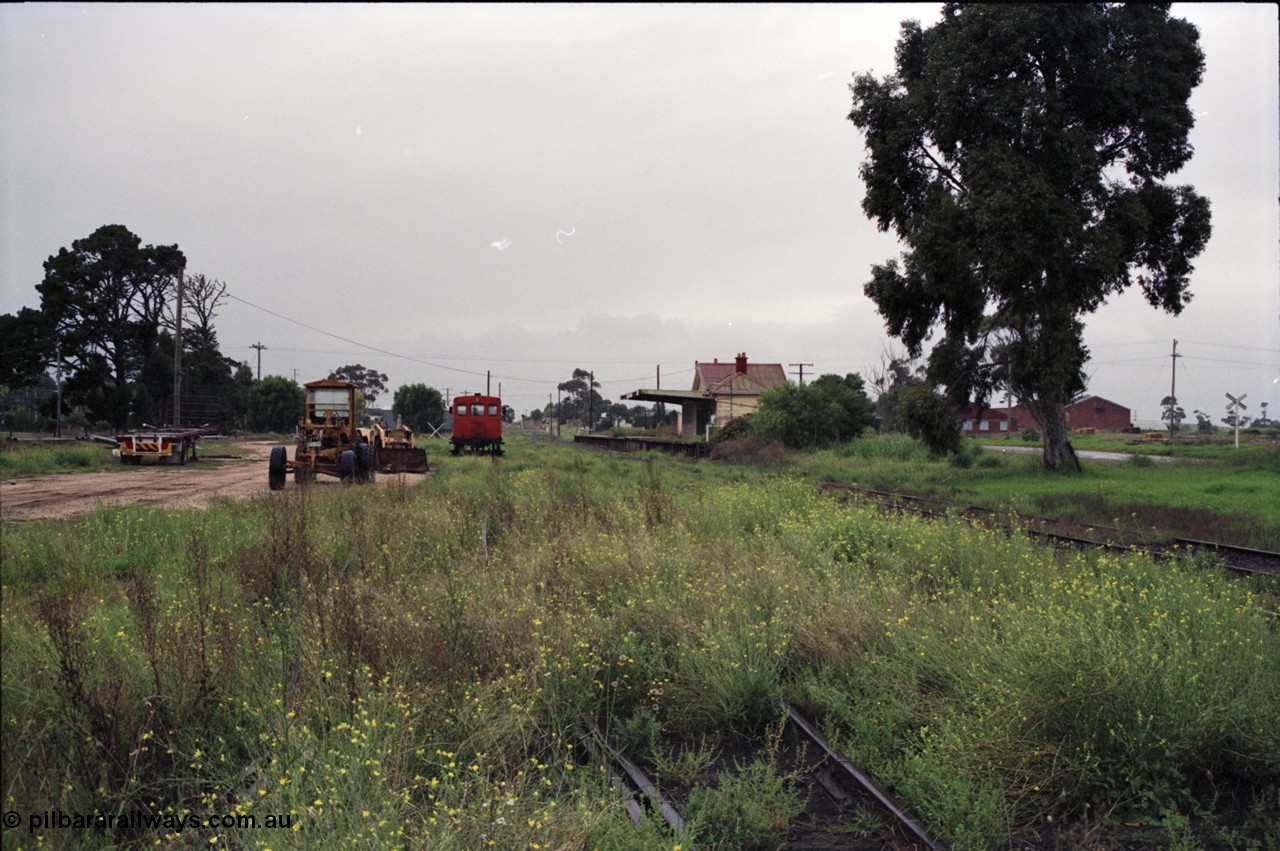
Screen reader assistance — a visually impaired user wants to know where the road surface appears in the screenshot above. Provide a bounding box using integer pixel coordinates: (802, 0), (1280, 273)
(981, 445), (1177, 463)
(0, 441), (426, 521)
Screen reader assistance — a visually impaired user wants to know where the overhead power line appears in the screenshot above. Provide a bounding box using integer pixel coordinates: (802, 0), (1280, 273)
(225, 293), (694, 387)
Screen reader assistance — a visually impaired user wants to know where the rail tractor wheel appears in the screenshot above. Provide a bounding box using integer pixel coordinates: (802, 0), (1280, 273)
(358, 443), (377, 483)
(339, 449), (356, 483)
(268, 446), (287, 491)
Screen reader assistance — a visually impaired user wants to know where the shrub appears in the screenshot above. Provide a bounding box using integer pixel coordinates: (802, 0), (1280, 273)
(709, 435), (789, 467)
(753, 374), (874, 450)
(246, 375), (304, 432)
(712, 413), (757, 443)
(898, 384), (962, 456)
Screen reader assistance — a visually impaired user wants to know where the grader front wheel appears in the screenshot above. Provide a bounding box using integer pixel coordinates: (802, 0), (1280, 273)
(268, 446), (287, 491)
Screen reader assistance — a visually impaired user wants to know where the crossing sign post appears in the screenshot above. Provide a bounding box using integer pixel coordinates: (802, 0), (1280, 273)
(1225, 392), (1248, 448)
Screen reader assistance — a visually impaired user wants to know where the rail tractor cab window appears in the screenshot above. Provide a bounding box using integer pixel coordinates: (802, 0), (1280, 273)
(455, 403), (468, 417)
(309, 388), (350, 424)
(471, 403), (486, 416)
(487, 404), (499, 416)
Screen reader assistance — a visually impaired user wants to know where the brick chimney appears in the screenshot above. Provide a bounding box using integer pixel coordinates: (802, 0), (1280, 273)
(735, 352), (748, 374)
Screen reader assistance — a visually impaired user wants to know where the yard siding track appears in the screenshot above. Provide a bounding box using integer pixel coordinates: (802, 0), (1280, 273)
(818, 482), (1280, 577)
(782, 702), (946, 851)
(578, 705), (947, 850)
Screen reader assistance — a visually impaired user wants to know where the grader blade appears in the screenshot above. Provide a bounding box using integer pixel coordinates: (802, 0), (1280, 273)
(377, 446), (428, 473)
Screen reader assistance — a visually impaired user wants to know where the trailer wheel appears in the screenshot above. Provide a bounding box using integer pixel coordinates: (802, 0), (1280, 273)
(268, 446), (287, 490)
(339, 449), (356, 482)
(359, 443), (377, 483)
(177, 440), (189, 465)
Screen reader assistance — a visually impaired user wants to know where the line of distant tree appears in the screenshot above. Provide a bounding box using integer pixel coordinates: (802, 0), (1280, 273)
(0, 224), (458, 437)
(529, 368), (678, 431)
(0, 224), (255, 433)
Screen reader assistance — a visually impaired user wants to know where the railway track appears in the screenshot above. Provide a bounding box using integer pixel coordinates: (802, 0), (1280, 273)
(578, 705), (946, 850)
(781, 703), (944, 851)
(572, 490), (1275, 848)
(817, 482), (1280, 577)
(1165, 538), (1280, 577)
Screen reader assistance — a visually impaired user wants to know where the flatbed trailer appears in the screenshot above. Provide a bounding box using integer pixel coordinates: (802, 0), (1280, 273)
(113, 425), (220, 465)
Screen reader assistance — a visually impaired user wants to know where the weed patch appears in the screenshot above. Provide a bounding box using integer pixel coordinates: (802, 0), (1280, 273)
(2, 433), (1276, 848)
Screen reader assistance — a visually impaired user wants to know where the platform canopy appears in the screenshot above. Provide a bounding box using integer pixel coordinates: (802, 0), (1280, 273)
(620, 389), (712, 406)
(620, 389), (716, 439)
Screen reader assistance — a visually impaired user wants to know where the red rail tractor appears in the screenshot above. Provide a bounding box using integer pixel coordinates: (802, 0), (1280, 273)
(450, 394), (504, 456)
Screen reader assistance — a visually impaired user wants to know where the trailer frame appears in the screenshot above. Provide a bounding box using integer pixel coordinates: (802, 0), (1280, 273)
(113, 425), (220, 465)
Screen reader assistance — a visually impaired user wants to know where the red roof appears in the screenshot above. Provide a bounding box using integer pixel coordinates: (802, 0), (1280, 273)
(693, 356), (787, 396)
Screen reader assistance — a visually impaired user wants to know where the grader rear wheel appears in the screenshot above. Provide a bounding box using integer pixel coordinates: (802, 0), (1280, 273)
(358, 443), (377, 483)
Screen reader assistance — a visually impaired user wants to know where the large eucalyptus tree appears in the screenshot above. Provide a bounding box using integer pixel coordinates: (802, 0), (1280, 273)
(37, 224), (186, 429)
(849, 3), (1211, 469)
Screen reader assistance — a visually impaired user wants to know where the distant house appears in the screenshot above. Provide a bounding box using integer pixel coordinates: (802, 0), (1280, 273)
(622, 352), (788, 439)
(984, 395), (1132, 433)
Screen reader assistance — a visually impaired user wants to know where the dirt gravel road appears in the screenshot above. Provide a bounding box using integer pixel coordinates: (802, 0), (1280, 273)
(0, 441), (424, 521)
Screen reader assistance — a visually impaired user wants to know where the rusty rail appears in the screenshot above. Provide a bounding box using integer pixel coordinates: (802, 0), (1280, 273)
(783, 702), (947, 851)
(579, 720), (692, 845)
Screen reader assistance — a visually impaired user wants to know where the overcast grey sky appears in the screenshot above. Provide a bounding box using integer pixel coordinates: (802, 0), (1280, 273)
(2, 3), (1277, 423)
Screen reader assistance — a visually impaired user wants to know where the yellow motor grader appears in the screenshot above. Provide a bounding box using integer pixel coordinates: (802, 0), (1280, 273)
(268, 380), (377, 489)
(359, 417), (429, 473)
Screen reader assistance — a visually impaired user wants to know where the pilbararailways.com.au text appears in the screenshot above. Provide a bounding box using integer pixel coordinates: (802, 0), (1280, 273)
(5, 809), (295, 835)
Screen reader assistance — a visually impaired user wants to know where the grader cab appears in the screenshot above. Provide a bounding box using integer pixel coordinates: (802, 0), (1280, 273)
(268, 380), (377, 489)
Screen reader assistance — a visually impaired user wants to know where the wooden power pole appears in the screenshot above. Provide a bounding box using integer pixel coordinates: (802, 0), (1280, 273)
(173, 264), (185, 425)
(250, 342), (268, 380)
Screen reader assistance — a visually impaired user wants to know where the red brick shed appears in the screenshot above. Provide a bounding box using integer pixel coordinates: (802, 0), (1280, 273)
(994, 396), (1131, 433)
(1064, 395), (1131, 431)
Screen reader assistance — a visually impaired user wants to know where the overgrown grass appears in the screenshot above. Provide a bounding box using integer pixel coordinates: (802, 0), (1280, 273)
(0, 440), (118, 477)
(2, 433), (1277, 850)
(985, 430), (1280, 458)
(788, 435), (1280, 549)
